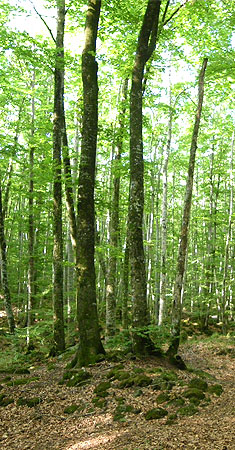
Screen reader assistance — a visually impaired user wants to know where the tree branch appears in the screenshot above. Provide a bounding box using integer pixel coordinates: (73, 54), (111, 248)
(161, 0), (171, 24)
(163, 0), (190, 27)
(29, 0), (56, 44)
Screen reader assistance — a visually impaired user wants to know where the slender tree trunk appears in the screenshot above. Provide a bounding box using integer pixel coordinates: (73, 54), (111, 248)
(129, 0), (161, 355)
(221, 131), (234, 334)
(168, 58), (208, 356)
(52, 0), (66, 353)
(122, 237), (130, 329)
(201, 146), (215, 330)
(158, 96), (173, 325)
(62, 114), (77, 254)
(0, 182), (15, 333)
(27, 72), (36, 332)
(75, 0), (105, 366)
(106, 78), (128, 341)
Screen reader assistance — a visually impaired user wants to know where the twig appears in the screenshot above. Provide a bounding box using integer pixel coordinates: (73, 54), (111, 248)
(163, 0), (190, 27)
(28, 0), (56, 44)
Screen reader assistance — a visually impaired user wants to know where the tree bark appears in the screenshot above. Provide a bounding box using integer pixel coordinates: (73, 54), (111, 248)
(106, 78), (128, 341)
(0, 181), (15, 333)
(27, 71), (36, 332)
(129, 0), (161, 355)
(52, 0), (66, 353)
(75, 0), (105, 366)
(168, 58), (208, 356)
(221, 131), (234, 334)
(158, 93), (173, 325)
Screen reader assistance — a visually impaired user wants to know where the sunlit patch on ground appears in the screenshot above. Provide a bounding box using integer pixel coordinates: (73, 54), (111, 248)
(65, 432), (117, 450)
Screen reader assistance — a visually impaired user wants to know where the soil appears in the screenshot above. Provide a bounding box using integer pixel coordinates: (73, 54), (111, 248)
(0, 339), (234, 450)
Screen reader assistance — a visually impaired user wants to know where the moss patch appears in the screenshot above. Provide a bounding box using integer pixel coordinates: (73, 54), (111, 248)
(132, 367), (144, 374)
(94, 381), (111, 395)
(60, 369), (92, 387)
(92, 397), (107, 408)
(17, 397), (41, 407)
(188, 378), (208, 391)
(156, 392), (170, 404)
(0, 394), (14, 407)
(0, 367), (30, 375)
(166, 413), (178, 425)
(114, 371), (130, 381)
(133, 389), (143, 397)
(64, 404), (80, 414)
(208, 384), (223, 396)
(118, 374), (152, 389)
(6, 377), (39, 386)
(168, 397), (185, 407)
(177, 405), (198, 416)
(183, 388), (205, 400)
(118, 378), (135, 388)
(145, 408), (168, 420)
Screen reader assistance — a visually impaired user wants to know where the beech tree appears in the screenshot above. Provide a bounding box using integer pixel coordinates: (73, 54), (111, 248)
(0, 0), (234, 357)
(75, 0), (105, 366)
(128, 0), (161, 355)
(168, 58), (208, 357)
(0, 181), (15, 333)
(52, 0), (66, 352)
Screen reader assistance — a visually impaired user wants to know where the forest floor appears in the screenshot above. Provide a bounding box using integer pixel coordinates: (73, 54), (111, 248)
(0, 336), (234, 450)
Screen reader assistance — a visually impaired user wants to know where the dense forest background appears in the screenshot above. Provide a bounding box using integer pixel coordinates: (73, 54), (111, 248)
(0, 0), (234, 367)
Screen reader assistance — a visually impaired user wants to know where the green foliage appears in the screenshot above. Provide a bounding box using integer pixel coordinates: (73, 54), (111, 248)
(104, 330), (132, 352)
(0, 0), (234, 359)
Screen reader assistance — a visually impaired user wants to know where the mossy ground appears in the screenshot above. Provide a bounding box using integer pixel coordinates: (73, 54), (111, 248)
(0, 325), (233, 450)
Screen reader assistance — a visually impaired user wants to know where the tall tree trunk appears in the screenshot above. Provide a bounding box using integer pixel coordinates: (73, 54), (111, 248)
(75, 0), (105, 366)
(221, 131), (234, 334)
(106, 78), (128, 341)
(201, 145), (215, 330)
(0, 182), (15, 333)
(122, 237), (130, 330)
(158, 94), (173, 325)
(52, 0), (66, 353)
(62, 114), (77, 254)
(168, 58), (208, 356)
(27, 72), (36, 332)
(129, 0), (161, 355)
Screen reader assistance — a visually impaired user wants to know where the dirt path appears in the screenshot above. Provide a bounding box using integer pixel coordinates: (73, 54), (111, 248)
(0, 339), (234, 450)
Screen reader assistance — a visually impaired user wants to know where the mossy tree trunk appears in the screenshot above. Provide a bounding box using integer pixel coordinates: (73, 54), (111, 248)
(168, 58), (208, 356)
(27, 72), (36, 332)
(0, 182), (15, 333)
(106, 78), (128, 341)
(76, 0), (105, 366)
(129, 0), (161, 355)
(52, 0), (66, 353)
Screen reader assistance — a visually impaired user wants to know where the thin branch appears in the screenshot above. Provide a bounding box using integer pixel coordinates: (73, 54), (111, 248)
(29, 0), (56, 43)
(163, 0), (190, 27)
(161, 0), (171, 25)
